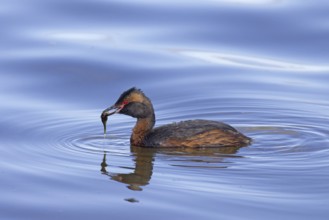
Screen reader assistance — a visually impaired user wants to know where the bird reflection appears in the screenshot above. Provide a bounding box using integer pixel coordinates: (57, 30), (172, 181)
(100, 146), (242, 191)
(100, 147), (154, 191)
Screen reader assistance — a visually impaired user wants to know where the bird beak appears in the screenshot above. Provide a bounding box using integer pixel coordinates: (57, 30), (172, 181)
(101, 105), (120, 117)
(101, 105), (120, 135)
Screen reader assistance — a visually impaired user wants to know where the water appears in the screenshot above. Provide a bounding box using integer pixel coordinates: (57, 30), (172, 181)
(1, 0), (329, 219)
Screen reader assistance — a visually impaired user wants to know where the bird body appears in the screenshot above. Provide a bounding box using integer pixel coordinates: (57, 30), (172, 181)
(144, 119), (251, 147)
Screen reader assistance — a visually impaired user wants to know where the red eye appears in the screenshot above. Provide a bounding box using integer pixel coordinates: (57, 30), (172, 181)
(122, 100), (128, 105)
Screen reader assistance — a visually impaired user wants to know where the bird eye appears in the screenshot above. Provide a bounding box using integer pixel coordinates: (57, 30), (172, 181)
(122, 100), (129, 105)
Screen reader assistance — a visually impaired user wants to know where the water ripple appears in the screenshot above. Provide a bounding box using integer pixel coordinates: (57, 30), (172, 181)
(2, 94), (328, 219)
(177, 50), (329, 72)
(4, 95), (327, 173)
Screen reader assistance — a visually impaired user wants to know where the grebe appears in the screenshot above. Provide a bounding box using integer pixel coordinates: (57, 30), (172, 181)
(101, 87), (251, 148)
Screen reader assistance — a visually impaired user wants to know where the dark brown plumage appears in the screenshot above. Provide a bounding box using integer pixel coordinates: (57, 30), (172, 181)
(101, 87), (252, 148)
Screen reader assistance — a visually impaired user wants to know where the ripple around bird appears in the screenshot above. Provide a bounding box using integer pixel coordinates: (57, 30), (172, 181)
(4, 96), (327, 175)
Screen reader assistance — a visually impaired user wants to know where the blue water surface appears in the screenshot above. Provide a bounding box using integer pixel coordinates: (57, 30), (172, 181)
(1, 0), (329, 220)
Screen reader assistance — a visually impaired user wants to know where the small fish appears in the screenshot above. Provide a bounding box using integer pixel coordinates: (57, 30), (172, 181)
(101, 105), (120, 136)
(101, 112), (108, 136)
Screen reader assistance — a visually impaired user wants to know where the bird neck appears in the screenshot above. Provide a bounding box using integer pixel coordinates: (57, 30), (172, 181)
(131, 113), (155, 146)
